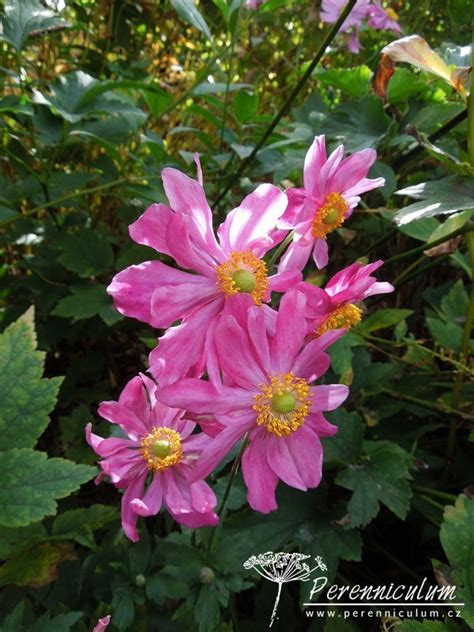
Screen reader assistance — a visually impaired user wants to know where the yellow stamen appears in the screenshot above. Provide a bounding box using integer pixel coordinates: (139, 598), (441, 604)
(216, 251), (268, 306)
(316, 304), (362, 336)
(385, 7), (399, 20)
(253, 373), (312, 437)
(140, 427), (183, 472)
(311, 192), (349, 239)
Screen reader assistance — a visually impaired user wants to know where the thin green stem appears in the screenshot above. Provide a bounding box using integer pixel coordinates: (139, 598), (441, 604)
(212, 0), (358, 208)
(0, 175), (160, 228)
(206, 434), (249, 563)
(384, 226), (473, 265)
(267, 231), (294, 269)
(412, 486), (457, 502)
(381, 388), (474, 421)
(417, 494), (446, 512)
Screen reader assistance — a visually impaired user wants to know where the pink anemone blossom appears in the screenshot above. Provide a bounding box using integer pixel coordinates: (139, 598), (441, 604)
(297, 260), (394, 336)
(108, 159), (300, 384)
(320, 0), (371, 31)
(278, 135), (384, 272)
(368, 2), (402, 34)
(158, 290), (349, 514)
(86, 375), (218, 541)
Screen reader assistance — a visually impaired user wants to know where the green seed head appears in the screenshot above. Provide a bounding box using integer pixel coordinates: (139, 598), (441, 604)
(271, 391), (297, 415)
(232, 269), (256, 293)
(152, 439), (172, 459)
(323, 208), (339, 225)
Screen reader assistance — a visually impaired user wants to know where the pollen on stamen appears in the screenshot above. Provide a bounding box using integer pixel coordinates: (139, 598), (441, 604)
(140, 427), (183, 472)
(216, 251), (268, 306)
(253, 373), (312, 437)
(316, 303), (362, 336)
(311, 192), (349, 239)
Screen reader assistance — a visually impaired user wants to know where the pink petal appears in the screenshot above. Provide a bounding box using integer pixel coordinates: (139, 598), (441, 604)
(306, 412), (338, 437)
(129, 203), (173, 255)
(242, 430), (279, 513)
(316, 144), (345, 203)
(267, 268), (303, 293)
(93, 615), (111, 632)
(150, 280), (219, 328)
(130, 475), (163, 516)
(162, 167), (222, 260)
(310, 385), (349, 412)
(215, 315), (266, 389)
(277, 240), (314, 273)
(270, 289), (307, 373)
(278, 188), (306, 229)
(313, 239), (329, 270)
(190, 479), (218, 514)
(217, 184), (288, 257)
(98, 401), (147, 440)
(291, 346), (331, 383)
(158, 379), (253, 415)
(165, 213), (218, 276)
(121, 472), (147, 541)
(247, 307), (272, 374)
(328, 148), (377, 193)
(266, 435), (307, 490)
(303, 135), (328, 196)
(286, 425), (323, 488)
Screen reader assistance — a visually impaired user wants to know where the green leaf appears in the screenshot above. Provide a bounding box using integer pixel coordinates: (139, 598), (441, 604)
(234, 90), (258, 123)
(52, 284), (123, 326)
(440, 495), (474, 627)
(394, 177), (474, 225)
(30, 612), (83, 632)
(426, 318), (463, 352)
(170, 0), (213, 42)
(2, 0), (69, 51)
(57, 229), (114, 278)
(0, 311), (62, 451)
(317, 65), (372, 99)
(52, 504), (118, 548)
(357, 309), (413, 333)
(323, 409), (365, 466)
(0, 448), (95, 527)
(0, 541), (77, 588)
(195, 584), (221, 632)
(398, 217), (440, 242)
(144, 87), (174, 118)
(1, 601), (26, 631)
(336, 441), (412, 527)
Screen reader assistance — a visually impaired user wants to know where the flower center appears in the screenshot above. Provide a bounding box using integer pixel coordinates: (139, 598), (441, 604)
(311, 192), (349, 239)
(253, 373), (312, 437)
(140, 427), (183, 472)
(316, 303), (362, 336)
(385, 7), (399, 20)
(216, 251), (268, 306)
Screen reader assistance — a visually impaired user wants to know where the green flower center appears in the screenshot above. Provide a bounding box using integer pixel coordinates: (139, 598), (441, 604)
(323, 208), (340, 225)
(232, 269), (257, 293)
(271, 391), (297, 415)
(151, 439), (172, 458)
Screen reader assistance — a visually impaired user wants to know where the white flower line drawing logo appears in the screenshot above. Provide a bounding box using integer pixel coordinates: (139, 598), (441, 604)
(243, 552), (328, 627)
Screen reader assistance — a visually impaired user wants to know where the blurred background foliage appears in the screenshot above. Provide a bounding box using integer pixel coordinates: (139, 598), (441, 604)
(0, 0), (473, 630)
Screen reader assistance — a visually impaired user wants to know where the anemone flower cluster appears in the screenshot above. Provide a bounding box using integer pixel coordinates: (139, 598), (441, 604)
(87, 134), (394, 541)
(321, 0), (402, 53)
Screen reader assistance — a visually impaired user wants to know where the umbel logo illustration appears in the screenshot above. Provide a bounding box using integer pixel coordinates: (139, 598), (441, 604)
(243, 552), (328, 627)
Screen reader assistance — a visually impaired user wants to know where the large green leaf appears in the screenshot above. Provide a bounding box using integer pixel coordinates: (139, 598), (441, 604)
(0, 448), (95, 527)
(336, 441), (413, 527)
(0, 311), (62, 451)
(52, 284), (123, 326)
(2, 0), (69, 51)
(394, 177), (474, 225)
(57, 229), (114, 278)
(440, 495), (474, 627)
(170, 0), (213, 42)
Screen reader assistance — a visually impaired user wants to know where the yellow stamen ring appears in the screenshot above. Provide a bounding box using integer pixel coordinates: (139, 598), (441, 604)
(253, 373), (312, 437)
(216, 251), (268, 306)
(385, 7), (399, 21)
(311, 192), (349, 239)
(316, 303), (362, 336)
(140, 427), (183, 472)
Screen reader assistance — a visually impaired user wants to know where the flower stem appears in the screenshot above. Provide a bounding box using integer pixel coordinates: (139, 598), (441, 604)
(212, 0), (359, 208)
(267, 231), (295, 269)
(206, 434), (249, 563)
(269, 582), (283, 628)
(384, 225), (473, 265)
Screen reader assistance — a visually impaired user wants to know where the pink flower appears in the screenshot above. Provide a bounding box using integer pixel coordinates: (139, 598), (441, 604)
(320, 0), (371, 31)
(245, 0), (263, 7)
(368, 2), (402, 34)
(92, 616), (111, 632)
(108, 159), (299, 384)
(86, 375), (218, 541)
(158, 290), (349, 513)
(278, 135), (385, 271)
(297, 260), (394, 336)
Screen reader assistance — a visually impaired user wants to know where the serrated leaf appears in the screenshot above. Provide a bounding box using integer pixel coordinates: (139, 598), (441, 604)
(170, 0), (213, 42)
(196, 584), (221, 632)
(0, 315), (62, 451)
(52, 284), (122, 326)
(57, 229), (114, 278)
(2, 0), (69, 51)
(0, 541), (77, 588)
(0, 448), (95, 527)
(394, 177), (474, 225)
(336, 441), (412, 527)
(52, 504), (118, 547)
(426, 317), (463, 352)
(323, 409), (365, 465)
(440, 495), (474, 627)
